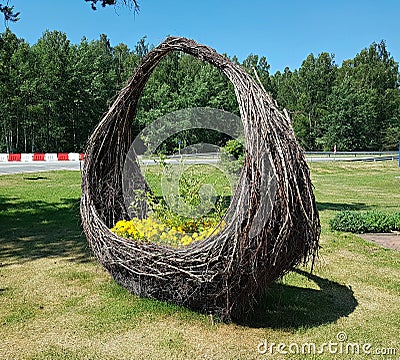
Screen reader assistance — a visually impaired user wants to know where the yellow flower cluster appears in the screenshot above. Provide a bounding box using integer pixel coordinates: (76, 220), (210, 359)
(110, 216), (224, 247)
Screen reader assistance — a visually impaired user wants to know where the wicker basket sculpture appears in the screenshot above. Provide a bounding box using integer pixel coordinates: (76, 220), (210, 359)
(80, 36), (320, 322)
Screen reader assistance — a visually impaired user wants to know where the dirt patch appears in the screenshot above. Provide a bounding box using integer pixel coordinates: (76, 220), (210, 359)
(359, 233), (400, 251)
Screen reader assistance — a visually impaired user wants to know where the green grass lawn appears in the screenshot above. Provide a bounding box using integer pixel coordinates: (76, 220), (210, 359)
(0, 162), (399, 359)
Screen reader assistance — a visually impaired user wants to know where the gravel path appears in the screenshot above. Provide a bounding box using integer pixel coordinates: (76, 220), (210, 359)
(359, 233), (400, 251)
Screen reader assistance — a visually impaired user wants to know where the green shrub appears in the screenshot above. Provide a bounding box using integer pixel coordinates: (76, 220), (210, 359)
(220, 139), (245, 175)
(223, 139), (245, 159)
(392, 212), (400, 231)
(329, 210), (367, 233)
(329, 210), (400, 233)
(363, 211), (394, 233)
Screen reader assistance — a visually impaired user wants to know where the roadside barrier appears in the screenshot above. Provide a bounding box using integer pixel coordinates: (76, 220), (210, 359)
(2, 152), (86, 162)
(57, 153), (69, 161)
(68, 153), (80, 161)
(33, 153), (45, 161)
(8, 153), (21, 161)
(44, 153), (58, 161)
(21, 153), (33, 162)
(0, 153), (8, 162)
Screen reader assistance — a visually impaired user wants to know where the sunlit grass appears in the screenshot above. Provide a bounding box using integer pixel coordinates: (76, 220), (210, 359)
(0, 162), (399, 359)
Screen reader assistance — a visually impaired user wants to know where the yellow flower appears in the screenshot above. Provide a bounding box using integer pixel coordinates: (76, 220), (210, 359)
(115, 220), (126, 227)
(168, 228), (177, 236)
(177, 226), (184, 233)
(181, 235), (193, 246)
(110, 215), (226, 247)
(150, 229), (158, 237)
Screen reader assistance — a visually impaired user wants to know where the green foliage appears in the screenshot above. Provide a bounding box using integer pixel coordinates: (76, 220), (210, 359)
(147, 182), (227, 230)
(271, 52), (337, 150)
(222, 139), (244, 159)
(1, 2), (140, 26)
(134, 52), (240, 152)
(112, 162), (230, 247)
(321, 41), (400, 151)
(144, 162), (231, 226)
(0, 28), (399, 153)
(271, 41), (400, 151)
(220, 139), (245, 175)
(241, 53), (272, 91)
(86, 0), (139, 11)
(329, 210), (365, 233)
(321, 77), (379, 151)
(330, 210), (400, 233)
(0, 30), (138, 152)
(0, 4), (20, 24)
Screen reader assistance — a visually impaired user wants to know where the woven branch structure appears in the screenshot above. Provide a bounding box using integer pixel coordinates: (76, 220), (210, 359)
(80, 36), (320, 322)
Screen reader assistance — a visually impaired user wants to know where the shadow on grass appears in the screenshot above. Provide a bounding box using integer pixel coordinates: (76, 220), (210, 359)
(0, 195), (90, 266)
(239, 269), (358, 329)
(24, 176), (49, 181)
(317, 201), (369, 212)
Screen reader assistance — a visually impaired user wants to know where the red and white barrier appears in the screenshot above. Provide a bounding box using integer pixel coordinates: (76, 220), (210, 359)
(33, 153), (45, 161)
(8, 153), (21, 161)
(21, 153), (34, 162)
(44, 153), (58, 162)
(57, 153), (69, 161)
(0, 153), (8, 162)
(68, 153), (80, 161)
(1, 152), (85, 162)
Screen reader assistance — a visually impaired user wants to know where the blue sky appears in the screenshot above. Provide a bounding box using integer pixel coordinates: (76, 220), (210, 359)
(8, 0), (400, 73)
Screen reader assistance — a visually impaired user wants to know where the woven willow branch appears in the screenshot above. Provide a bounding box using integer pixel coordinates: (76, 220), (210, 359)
(80, 36), (320, 322)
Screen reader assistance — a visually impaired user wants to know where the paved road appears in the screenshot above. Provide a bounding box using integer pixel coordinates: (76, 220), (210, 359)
(306, 155), (399, 162)
(0, 161), (83, 175)
(0, 157), (217, 175)
(1, 154), (398, 175)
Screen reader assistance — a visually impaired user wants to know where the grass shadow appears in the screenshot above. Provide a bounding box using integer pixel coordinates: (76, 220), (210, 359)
(0, 195), (91, 266)
(23, 176), (49, 181)
(238, 269), (358, 329)
(317, 201), (369, 212)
